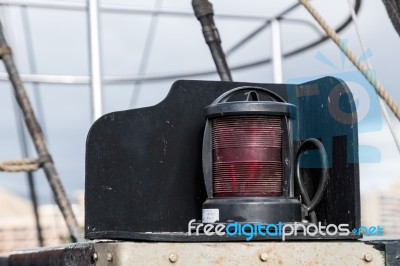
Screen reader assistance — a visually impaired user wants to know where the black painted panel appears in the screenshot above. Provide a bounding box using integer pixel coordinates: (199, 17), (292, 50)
(85, 78), (360, 240)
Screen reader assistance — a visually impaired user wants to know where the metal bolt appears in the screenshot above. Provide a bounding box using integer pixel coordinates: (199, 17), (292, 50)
(364, 253), (372, 262)
(107, 253), (113, 262)
(169, 253), (177, 263)
(260, 253), (268, 262)
(92, 253), (98, 261)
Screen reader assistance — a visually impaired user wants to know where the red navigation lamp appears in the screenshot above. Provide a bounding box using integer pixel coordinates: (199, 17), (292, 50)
(201, 86), (329, 224)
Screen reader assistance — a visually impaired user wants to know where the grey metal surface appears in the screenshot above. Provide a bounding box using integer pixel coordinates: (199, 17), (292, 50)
(364, 238), (400, 266)
(93, 241), (385, 266)
(7, 238), (395, 265)
(271, 19), (283, 83)
(0, 72), (90, 84)
(88, 0), (103, 121)
(9, 242), (95, 266)
(0, 0), (272, 20)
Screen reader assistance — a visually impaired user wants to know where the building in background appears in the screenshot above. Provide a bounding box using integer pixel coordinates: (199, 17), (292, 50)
(0, 188), (84, 256)
(361, 178), (400, 235)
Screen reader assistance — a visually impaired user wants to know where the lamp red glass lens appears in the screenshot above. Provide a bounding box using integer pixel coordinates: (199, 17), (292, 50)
(212, 115), (283, 197)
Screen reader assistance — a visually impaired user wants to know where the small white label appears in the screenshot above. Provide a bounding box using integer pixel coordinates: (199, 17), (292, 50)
(202, 209), (219, 223)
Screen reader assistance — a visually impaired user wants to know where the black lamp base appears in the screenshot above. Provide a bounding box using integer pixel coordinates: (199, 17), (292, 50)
(202, 197), (306, 224)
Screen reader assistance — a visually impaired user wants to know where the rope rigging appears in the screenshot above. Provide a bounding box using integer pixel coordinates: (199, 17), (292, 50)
(192, 0), (232, 81)
(345, 0), (400, 154)
(0, 158), (40, 172)
(299, 0), (400, 122)
(382, 0), (400, 37)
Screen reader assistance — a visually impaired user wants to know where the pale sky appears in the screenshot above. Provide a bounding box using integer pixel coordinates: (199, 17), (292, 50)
(0, 0), (399, 203)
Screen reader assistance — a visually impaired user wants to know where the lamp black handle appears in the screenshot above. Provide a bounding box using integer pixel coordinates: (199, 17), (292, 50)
(295, 138), (329, 215)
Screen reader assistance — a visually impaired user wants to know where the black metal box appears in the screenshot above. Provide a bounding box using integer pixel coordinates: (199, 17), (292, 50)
(85, 78), (360, 241)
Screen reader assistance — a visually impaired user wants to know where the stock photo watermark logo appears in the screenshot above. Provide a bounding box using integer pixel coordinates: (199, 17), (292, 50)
(286, 42), (382, 165)
(187, 219), (383, 241)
